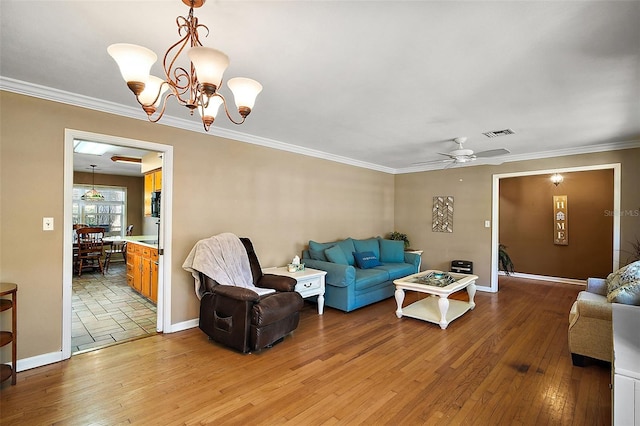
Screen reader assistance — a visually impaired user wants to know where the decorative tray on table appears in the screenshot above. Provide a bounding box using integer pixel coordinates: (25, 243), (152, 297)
(409, 271), (456, 287)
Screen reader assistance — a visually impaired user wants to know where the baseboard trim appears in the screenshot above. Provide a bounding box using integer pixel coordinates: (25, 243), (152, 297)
(499, 271), (586, 286)
(15, 319), (199, 372)
(166, 318), (199, 333)
(17, 351), (64, 372)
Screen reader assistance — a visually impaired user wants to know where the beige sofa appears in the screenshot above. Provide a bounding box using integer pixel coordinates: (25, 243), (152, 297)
(568, 278), (612, 365)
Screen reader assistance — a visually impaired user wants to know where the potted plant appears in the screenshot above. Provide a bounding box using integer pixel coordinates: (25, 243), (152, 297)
(499, 244), (515, 275)
(389, 232), (410, 249)
(624, 236), (640, 265)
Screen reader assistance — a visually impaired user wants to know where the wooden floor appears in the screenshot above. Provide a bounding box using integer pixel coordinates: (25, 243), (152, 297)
(0, 277), (611, 425)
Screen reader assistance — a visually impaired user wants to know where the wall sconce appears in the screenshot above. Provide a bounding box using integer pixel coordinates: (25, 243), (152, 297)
(550, 173), (564, 186)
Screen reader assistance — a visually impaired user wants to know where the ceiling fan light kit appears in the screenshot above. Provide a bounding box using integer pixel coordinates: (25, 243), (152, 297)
(414, 135), (512, 168)
(107, 0), (262, 131)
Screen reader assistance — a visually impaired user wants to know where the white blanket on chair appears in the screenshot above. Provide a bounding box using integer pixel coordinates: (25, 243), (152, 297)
(182, 232), (274, 299)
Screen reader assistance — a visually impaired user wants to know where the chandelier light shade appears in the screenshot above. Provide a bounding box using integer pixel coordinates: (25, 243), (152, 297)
(82, 165), (105, 201)
(107, 44), (157, 95)
(107, 0), (262, 131)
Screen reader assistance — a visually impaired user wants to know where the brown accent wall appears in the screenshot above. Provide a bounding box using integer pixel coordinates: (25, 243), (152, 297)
(499, 170), (614, 279)
(73, 171), (144, 236)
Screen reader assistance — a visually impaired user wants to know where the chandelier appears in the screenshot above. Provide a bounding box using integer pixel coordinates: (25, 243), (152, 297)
(82, 165), (105, 201)
(107, 0), (262, 131)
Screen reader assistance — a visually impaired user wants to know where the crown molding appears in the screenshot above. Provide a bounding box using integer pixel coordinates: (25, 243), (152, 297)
(0, 76), (395, 174)
(395, 139), (640, 174)
(2, 76), (638, 176)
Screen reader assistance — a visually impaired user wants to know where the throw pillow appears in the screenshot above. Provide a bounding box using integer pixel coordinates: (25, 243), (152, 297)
(353, 238), (381, 259)
(325, 245), (349, 265)
(353, 251), (382, 269)
(309, 240), (333, 253)
(308, 248), (327, 261)
(606, 260), (640, 305)
(334, 238), (356, 266)
(378, 238), (404, 263)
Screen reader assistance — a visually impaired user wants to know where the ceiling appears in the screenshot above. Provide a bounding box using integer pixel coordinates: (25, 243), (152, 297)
(2, 1), (639, 173)
(73, 143), (155, 177)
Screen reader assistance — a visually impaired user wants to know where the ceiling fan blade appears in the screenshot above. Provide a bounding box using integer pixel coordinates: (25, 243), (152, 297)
(474, 148), (510, 158)
(411, 158), (454, 166)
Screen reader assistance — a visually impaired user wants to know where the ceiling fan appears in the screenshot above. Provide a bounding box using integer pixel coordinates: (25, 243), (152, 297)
(415, 137), (510, 168)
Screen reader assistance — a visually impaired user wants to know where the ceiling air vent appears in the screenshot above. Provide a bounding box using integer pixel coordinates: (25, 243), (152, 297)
(483, 128), (515, 138)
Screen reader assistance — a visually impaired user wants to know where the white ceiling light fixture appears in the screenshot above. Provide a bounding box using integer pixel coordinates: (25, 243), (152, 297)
(73, 140), (111, 155)
(107, 0), (263, 132)
(81, 165), (105, 201)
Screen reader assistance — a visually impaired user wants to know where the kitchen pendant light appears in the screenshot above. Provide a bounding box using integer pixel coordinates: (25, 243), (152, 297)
(82, 165), (105, 201)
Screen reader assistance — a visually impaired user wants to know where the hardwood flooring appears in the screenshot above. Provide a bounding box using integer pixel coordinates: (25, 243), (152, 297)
(0, 277), (611, 425)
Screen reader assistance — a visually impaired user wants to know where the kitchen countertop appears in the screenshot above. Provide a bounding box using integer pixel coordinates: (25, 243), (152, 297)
(104, 235), (159, 249)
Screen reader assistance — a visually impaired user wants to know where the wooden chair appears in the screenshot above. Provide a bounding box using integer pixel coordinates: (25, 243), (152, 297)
(104, 240), (127, 272)
(76, 227), (105, 276)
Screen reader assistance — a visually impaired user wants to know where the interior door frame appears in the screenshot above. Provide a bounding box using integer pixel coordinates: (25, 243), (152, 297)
(490, 163), (621, 292)
(62, 129), (173, 359)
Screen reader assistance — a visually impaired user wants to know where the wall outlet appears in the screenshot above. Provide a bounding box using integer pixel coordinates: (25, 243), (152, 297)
(43, 217), (54, 231)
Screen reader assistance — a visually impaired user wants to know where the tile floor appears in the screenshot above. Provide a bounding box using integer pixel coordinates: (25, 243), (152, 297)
(72, 261), (157, 354)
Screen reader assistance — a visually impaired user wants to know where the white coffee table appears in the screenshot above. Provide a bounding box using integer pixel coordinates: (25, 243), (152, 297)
(394, 270), (478, 329)
(262, 266), (327, 315)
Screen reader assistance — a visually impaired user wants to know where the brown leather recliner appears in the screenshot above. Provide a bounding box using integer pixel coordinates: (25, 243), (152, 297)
(198, 238), (304, 353)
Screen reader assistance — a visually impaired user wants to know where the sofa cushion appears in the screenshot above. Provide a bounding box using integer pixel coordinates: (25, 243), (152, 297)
(353, 251), (382, 269)
(353, 238), (380, 259)
(354, 268), (390, 291)
(325, 245), (349, 265)
(606, 260), (640, 305)
(374, 262), (416, 280)
(378, 238), (405, 263)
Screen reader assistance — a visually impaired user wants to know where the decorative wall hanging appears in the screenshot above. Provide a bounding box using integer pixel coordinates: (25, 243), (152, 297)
(553, 195), (568, 245)
(432, 196), (454, 233)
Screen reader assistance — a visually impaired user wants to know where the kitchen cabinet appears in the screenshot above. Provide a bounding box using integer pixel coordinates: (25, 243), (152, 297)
(144, 169), (162, 217)
(126, 242), (158, 303)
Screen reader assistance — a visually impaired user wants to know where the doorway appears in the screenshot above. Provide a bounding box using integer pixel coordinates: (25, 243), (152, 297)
(490, 163), (621, 292)
(62, 129), (174, 360)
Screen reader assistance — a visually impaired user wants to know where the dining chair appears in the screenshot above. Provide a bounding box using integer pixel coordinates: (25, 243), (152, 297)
(76, 227), (105, 276)
(104, 240), (127, 272)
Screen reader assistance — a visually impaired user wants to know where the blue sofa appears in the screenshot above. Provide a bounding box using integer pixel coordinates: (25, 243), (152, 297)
(301, 237), (420, 312)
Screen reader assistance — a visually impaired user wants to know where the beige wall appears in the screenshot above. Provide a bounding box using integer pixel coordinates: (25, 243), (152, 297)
(2, 90), (639, 364)
(73, 171), (144, 235)
(0, 91), (394, 361)
(395, 148), (640, 287)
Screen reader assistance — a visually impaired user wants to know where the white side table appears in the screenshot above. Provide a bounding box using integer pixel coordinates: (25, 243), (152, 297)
(262, 267), (327, 315)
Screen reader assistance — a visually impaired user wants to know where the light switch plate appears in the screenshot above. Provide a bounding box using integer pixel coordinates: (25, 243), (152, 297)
(484, 220), (491, 228)
(43, 217), (54, 231)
